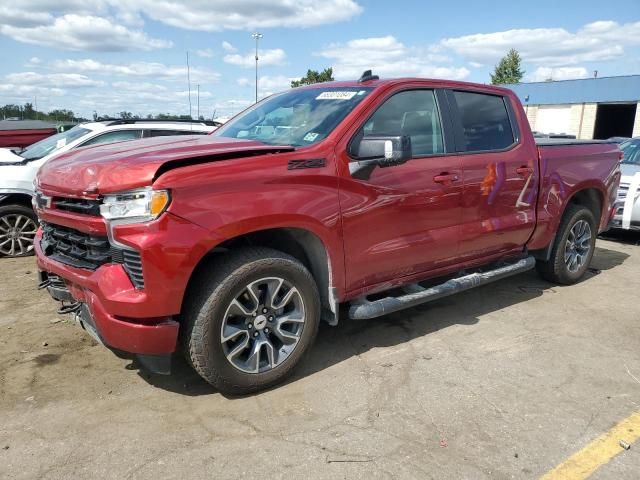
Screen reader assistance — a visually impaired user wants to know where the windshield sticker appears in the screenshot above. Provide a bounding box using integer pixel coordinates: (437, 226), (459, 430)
(316, 91), (357, 100)
(55, 138), (67, 149)
(303, 132), (319, 142)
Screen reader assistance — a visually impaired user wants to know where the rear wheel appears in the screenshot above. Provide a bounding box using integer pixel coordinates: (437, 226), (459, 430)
(0, 205), (38, 258)
(536, 204), (597, 284)
(182, 247), (320, 395)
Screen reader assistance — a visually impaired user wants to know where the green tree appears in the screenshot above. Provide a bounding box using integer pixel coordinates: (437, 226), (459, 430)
(291, 68), (334, 88)
(490, 49), (525, 85)
(119, 111), (134, 119)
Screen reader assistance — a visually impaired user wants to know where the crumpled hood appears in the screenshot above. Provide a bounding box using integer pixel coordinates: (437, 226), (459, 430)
(37, 135), (294, 196)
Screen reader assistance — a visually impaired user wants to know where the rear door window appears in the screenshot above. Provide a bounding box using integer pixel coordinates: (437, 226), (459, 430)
(80, 129), (143, 146)
(147, 129), (206, 137)
(451, 91), (515, 152)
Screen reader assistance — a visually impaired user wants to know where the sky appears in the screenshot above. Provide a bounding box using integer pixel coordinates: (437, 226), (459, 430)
(0, 0), (639, 119)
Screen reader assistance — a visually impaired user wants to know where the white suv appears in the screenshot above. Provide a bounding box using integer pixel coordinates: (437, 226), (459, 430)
(612, 138), (640, 231)
(0, 119), (219, 257)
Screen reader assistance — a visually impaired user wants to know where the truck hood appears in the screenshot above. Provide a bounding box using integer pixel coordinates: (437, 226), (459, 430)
(37, 135), (294, 196)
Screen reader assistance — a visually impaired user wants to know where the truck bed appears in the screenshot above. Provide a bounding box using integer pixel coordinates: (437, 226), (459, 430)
(534, 138), (617, 147)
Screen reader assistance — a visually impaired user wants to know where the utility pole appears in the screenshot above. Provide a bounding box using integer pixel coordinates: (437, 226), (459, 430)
(197, 84), (200, 120)
(186, 51), (192, 119)
(252, 32), (263, 103)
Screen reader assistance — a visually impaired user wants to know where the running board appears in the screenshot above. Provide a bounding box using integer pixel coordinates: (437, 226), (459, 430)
(348, 256), (536, 320)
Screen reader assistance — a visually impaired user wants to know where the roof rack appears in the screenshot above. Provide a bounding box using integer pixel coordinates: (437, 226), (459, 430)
(99, 118), (222, 127)
(358, 70), (379, 83)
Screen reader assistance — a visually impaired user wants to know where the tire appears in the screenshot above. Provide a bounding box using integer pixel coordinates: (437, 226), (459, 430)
(181, 247), (321, 395)
(0, 204), (39, 258)
(536, 204), (597, 285)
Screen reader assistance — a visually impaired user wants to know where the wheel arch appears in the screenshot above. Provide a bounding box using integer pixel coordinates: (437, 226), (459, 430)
(531, 185), (604, 261)
(0, 192), (34, 209)
(183, 226), (340, 325)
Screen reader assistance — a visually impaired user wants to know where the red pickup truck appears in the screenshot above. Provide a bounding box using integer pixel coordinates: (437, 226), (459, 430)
(34, 72), (621, 394)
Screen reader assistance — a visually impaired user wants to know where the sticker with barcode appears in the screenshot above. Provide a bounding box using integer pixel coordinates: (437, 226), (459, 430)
(316, 91), (357, 100)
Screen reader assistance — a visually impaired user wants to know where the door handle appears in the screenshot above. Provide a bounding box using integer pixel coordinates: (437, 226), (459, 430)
(433, 173), (459, 184)
(516, 166), (533, 176)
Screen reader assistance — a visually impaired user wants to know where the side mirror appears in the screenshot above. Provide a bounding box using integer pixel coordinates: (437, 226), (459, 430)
(349, 135), (412, 180)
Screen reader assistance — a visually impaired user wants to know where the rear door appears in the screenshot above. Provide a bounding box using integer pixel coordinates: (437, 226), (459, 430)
(338, 87), (463, 293)
(446, 89), (539, 261)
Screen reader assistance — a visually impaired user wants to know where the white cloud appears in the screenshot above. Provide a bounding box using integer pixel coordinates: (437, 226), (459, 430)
(0, 1), (362, 53)
(528, 67), (589, 82)
(318, 35), (470, 80)
(196, 48), (214, 58)
(0, 84), (65, 98)
(122, 0), (362, 31)
(440, 20), (640, 67)
(222, 41), (237, 53)
(50, 59), (220, 83)
(0, 14), (171, 51)
(237, 76), (292, 97)
(224, 48), (287, 68)
(5, 72), (104, 88)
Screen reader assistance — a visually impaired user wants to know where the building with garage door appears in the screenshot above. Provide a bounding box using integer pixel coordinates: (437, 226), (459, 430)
(505, 75), (640, 140)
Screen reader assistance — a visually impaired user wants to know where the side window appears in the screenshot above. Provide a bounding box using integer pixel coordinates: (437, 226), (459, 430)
(148, 129), (206, 137)
(452, 91), (514, 152)
(362, 90), (444, 157)
(81, 129), (143, 146)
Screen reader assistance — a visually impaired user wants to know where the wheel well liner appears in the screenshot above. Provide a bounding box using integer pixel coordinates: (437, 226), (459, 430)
(0, 193), (33, 209)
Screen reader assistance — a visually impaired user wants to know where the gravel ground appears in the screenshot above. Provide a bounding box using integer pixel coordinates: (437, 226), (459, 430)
(1, 233), (639, 479)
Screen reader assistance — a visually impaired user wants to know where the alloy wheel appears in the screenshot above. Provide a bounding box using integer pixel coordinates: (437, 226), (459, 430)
(0, 214), (38, 257)
(564, 219), (592, 273)
(220, 277), (306, 374)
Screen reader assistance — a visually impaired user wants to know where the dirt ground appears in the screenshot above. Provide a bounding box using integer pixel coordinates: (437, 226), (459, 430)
(1, 233), (639, 479)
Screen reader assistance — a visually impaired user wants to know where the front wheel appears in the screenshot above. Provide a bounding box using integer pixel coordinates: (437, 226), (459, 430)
(536, 204), (597, 284)
(182, 247), (320, 395)
(0, 205), (39, 258)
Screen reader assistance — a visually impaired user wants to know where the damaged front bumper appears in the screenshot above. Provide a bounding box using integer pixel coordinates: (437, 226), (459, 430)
(36, 267), (177, 376)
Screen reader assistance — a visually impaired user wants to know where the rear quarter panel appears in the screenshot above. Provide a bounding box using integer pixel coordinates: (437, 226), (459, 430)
(527, 142), (621, 250)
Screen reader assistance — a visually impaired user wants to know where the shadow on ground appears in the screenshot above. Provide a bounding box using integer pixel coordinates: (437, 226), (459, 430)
(132, 245), (630, 397)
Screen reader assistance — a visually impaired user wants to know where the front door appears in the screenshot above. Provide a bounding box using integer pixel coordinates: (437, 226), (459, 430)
(337, 88), (463, 294)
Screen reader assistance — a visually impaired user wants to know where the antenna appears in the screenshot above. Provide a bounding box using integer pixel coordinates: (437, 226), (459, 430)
(186, 51), (192, 119)
(358, 70), (379, 83)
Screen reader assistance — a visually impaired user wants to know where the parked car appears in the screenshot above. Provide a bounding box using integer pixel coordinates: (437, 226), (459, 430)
(611, 138), (640, 231)
(0, 119), (219, 257)
(34, 73), (621, 393)
(0, 119), (59, 149)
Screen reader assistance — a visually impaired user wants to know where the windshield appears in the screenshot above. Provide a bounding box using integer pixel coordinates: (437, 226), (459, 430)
(620, 140), (640, 165)
(214, 87), (373, 147)
(20, 126), (90, 161)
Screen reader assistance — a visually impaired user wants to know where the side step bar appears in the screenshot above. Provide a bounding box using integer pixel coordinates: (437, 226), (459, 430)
(348, 256), (536, 320)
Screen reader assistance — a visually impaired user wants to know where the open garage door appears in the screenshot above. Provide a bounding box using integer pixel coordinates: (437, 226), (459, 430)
(535, 105), (572, 135)
(593, 103), (637, 139)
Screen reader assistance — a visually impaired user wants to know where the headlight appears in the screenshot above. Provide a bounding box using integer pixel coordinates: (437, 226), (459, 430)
(100, 188), (170, 222)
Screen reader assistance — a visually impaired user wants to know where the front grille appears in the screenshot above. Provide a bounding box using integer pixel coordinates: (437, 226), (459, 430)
(54, 197), (101, 216)
(41, 222), (110, 270)
(40, 221), (145, 289)
(618, 183), (629, 201)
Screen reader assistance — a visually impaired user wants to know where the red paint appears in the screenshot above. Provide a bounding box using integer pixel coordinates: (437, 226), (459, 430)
(0, 128), (57, 148)
(34, 78), (621, 358)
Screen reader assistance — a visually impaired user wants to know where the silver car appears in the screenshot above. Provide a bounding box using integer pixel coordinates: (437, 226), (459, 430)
(612, 138), (640, 231)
